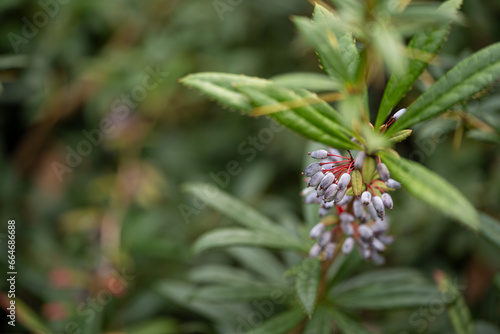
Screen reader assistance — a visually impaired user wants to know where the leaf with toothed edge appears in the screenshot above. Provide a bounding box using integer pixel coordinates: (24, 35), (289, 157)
(295, 258), (321, 317)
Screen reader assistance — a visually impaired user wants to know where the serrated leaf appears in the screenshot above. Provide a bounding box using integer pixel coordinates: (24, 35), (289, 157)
(478, 213), (500, 250)
(182, 182), (285, 235)
(247, 308), (305, 334)
(388, 42), (500, 135)
(362, 156), (376, 184)
(376, 0), (462, 128)
(270, 72), (341, 92)
(351, 170), (363, 196)
(435, 271), (476, 334)
(303, 306), (332, 334)
(388, 129), (413, 144)
(193, 228), (306, 254)
(295, 258), (321, 317)
(330, 309), (374, 334)
(180, 72), (267, 111)
(379, 151), (479, 230)
(235, 84), (358, 150)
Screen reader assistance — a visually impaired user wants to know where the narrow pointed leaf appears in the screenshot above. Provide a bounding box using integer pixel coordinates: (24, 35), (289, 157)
(270, 72), (342, 92)
(295, 258), (321, 317)
(388, 42), (500, 135)
(376, 0), (463, 128)
(182, 182), (285, 235)
(247, 308), (305, 334)
(330, 309), (374, 334)
(192, 228), (306, 254)
(388, 129), (413, 144)
(435, 271), (476, 334)
(379, 151), (479, 230)
(303, 306), (332, 334)
(191, 285), (280, 303)
(188, 265), (258, 286)
(478, 213), (500, 250)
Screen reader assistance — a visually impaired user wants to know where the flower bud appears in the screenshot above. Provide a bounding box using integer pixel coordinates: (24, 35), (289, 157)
(309, 243), (322, 258)
(385, 179), (401, 189)
(358, 224), (373, 240)
(316, 187), (326, 198)
(309, 222), (325, 239)
(340, 221), (354, 236)
(336, 195), (353, 207)
(379, 235), (394, 245)
(360, 246), (371, 259)
(392, 108), (407, 120)
(366, 202), (378, 220)
(339, 212), (355, 224)
(324, 242), (336, 259)
(319, 173), (335, 190)
(376, 163), (390, 182)
(354, 151), (366, 170)
(334, 187), (347, 203)
(308, 171), (324, 188)
(304, 191), (319, 204)
(319, 231), (332, 247)
(318, 207), (331, 217)
(322, 201), (335, 209)
(371, 252), (385, 265)
(372, 196), (385, 219)
(371, 219), (389, 234)
(342, 237), (354, 254)
(372, 238), (386, 252)
(337, 173), (351, 190)
(353, 199), (365, 219)
(361, 191), (372, 206)
(381, 193), (393, 209)
(323, 184), (338, 202)
(304, 162), (321, 177)
(309, 149), (329, 159)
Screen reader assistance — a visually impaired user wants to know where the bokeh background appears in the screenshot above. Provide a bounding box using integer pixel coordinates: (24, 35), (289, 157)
(0, 0), (499, 333)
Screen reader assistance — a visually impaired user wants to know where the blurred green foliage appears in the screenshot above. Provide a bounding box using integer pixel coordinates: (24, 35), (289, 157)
(0, 0), (499, 333)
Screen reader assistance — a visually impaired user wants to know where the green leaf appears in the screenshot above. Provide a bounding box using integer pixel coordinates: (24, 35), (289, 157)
(227, 247), (287, 284)
(180, 72), (267, 111)
(295, 258), (321, 317)
(247, 308), (305, 334)
(330, 309), (374, 334)
(188, 265), (258, 286)
(191, 285), (280, 302)
(303, 306), (332, 334)
(375, 0), (463, 128)
(192, 228), (306, 254)
(435, 271), (476, 334)
(235, 84), (358, 150)
(388, 129), (413, 144)
(478, 213), (500, 250)
(182, 182), (285, 235)
(362, 156), (376, 184)
(270, 72), (341, 92)
(379, 151), (479, 230)
(351, 170), (363, 196)
(10, 297), (51, 334)
(293, 4), (359, 86)
(388, 42), (500, 135)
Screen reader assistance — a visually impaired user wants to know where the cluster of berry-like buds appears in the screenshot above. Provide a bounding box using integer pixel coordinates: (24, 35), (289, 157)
(302, 147), (401, 264)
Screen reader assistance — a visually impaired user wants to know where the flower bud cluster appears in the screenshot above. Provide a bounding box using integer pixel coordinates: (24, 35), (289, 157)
(302, 147), (401, 264)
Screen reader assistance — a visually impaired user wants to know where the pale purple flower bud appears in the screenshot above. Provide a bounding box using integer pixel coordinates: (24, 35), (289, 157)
(342, 237), (354, 254)
(337, 173), (351, 190)
(309, 222), (325, 239)
(324, 242), (336, 259)
(361, 191), (372, 206)
(392, 108), (407, 120)
(376, 163), (390, 182)
(333, 187), (347, 203)
(328, 148), (343, 162)
(378, 235), (394, 245)
(304, 191), (319, 204)
(319, 173), (335, 190)
(316, 187), (326, 198)
(336, 195), (353, 207)
(372, 196), (385, 219)
(366, 202), (378, 220)
(319, 231), (332, 247)
(371, 252), (385, 265)
(309, 243), (322, 258)
(381, 193), (393, 209)
(353, 199), (365, 219)
(323, 184), (338, 202)
(354, 151), (366, 170)
(308, 171), (324, 188)
(360, 246), (371, 259)
(304, 162), (321, 177)
(322, 201), (335, 209)
(372, 238), (386, 252)
(358, 224), (373, 240)
(371, 219), (389, 234)
(385, 179), (401, 189)
(339, 212), (355, 224)
(318, 207), (331, 217)
(309, 149), (329, 159)
(340, 221), (354, 236)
